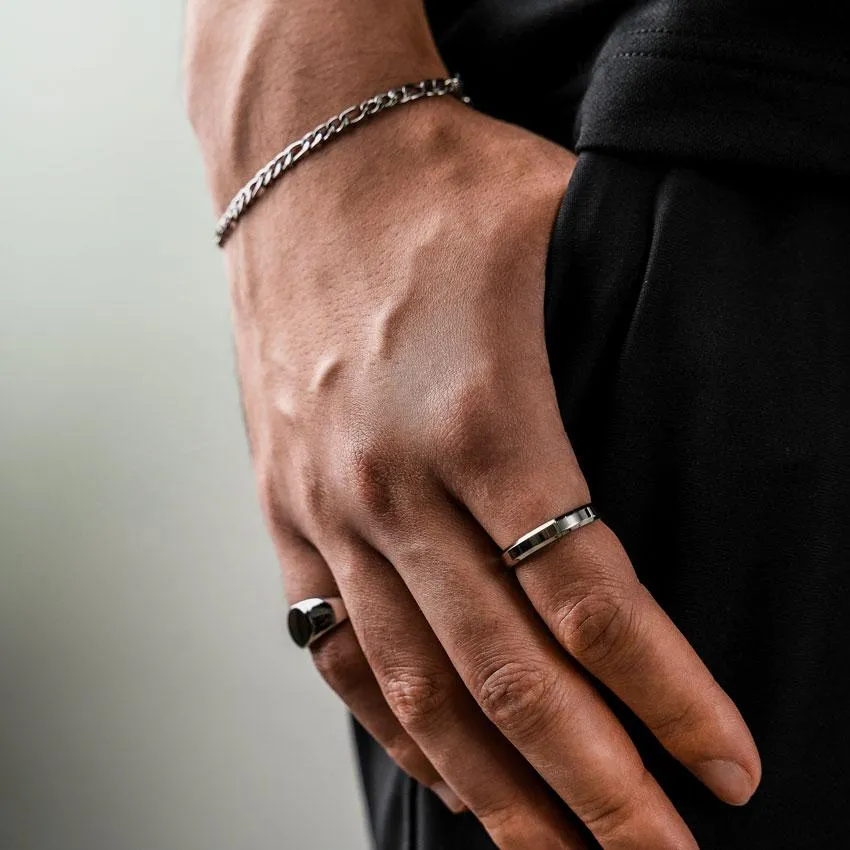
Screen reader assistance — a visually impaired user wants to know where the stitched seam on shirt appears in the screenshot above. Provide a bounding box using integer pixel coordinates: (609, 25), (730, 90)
(608, 50), (850, 88)
(624, 27), (850, 65)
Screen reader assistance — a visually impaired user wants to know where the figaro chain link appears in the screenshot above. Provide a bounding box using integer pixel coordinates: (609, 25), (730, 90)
(215, 75), (469, 246)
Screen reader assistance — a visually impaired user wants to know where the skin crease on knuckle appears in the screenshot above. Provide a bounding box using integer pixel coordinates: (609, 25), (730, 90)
(347, 438), (403, 524)
(572, 772), (698, 850)
(380, 665), (455, 736)
(472, 659), (563, 742)
(480, 799), (579, 850)
(554, 584), (643, 673)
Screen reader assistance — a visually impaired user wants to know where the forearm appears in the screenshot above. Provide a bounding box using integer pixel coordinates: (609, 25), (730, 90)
(183, 0), (448, 201)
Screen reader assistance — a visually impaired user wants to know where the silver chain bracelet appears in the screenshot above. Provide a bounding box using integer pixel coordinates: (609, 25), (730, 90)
(215, 74), (470, 246)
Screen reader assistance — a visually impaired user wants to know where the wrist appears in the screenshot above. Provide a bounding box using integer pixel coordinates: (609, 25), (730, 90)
(184, 0), (448, 203)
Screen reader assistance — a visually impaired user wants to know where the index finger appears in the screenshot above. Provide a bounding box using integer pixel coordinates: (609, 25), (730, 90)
(455, 429), (761, 806)
(516, 519), (761, 804)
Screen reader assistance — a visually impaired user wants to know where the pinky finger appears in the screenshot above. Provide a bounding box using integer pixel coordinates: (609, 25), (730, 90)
(311, 622), (466, 812)
(278, 532), (466, 813)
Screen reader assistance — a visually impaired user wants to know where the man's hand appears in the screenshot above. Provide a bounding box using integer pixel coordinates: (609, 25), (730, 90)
(185, 4), (761, 847)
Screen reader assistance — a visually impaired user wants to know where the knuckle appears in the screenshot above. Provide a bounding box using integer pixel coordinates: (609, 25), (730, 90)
(437, 377), (507, 475)
(298, 461), (332, 524)
(383, 730), (434, 782)
(476, 796), (534, 846)
(555, 586), (638, 670)
(345, 439), (402, 522)
(576, 786), (639, 842)
(474, 660), (559, 740)
(382, 666), (453, 734)
(575, 771), (688, 850)
(256, 453), (329, 534)
(381, 731), (425, 776)
(646, 698), (703, 745)
(310, 630), (363, 696)
(442, 377), (498, 432)
(255, 465), (286, 528)
(478, 794), (576, 850)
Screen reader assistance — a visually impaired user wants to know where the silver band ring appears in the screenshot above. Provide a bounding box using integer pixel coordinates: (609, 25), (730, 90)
(501, 504), (599, 567)
(288, 596), (349, 648)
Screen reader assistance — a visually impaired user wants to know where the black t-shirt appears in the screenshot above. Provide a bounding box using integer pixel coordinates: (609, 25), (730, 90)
(426, 0), (850, 176)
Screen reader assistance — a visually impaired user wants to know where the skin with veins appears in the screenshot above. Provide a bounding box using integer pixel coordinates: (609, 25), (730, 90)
(184, 2), (761, 846)
(307, 353), (345, 395)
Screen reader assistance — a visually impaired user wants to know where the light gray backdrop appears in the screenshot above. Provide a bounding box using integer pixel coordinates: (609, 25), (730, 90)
(0, 2), (369, 848)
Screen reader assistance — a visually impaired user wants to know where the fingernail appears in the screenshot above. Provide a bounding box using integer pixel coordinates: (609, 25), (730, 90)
(431, 781), (467, 814)
(696, 759), (756, 806)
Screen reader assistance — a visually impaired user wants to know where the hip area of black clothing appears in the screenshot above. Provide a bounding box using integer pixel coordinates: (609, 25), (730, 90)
(427, 0), (850, 177)
(354, 146), (850, 849)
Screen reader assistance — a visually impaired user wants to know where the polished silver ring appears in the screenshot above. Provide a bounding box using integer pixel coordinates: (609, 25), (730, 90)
(501, 504), (599, 567)
(287, 596), (349, 648)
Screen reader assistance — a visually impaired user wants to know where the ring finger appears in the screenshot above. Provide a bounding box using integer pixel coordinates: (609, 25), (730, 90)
(277, 531), (448, 802)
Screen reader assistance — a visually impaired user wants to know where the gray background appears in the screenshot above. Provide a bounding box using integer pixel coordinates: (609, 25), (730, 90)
(0, 2), (370, 848)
